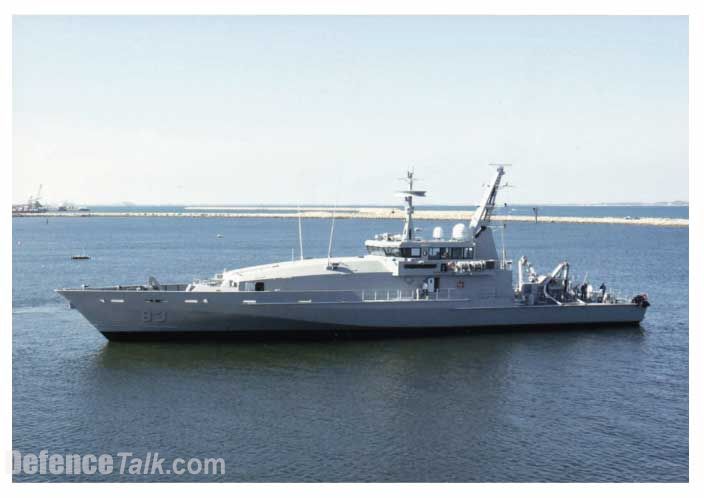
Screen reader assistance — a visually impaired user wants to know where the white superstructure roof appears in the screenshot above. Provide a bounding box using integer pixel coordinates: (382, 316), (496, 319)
(224, 255), (394, 281)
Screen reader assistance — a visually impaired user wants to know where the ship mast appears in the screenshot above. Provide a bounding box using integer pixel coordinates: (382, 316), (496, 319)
(469, 165), (507, 236)
(396, 169), (426, 241)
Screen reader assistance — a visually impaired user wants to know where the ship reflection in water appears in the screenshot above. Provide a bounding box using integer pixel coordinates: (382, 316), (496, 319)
(81, 327), (653, 482)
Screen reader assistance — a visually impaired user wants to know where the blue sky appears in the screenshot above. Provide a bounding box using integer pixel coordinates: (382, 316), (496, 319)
(13, 16), (688, 205)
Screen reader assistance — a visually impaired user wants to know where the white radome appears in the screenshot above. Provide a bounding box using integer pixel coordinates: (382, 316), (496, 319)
(452, 223), (469, 240)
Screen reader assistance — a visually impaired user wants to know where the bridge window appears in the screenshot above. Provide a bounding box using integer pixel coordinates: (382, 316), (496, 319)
(400, 247), (421, 258)
(255, 282), (265, 291)
(429, 247), (472, 260)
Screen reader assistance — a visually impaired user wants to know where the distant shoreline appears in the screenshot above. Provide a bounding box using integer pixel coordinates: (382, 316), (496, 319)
(14, 202), (688, 209)
(12, 209), (689, 227)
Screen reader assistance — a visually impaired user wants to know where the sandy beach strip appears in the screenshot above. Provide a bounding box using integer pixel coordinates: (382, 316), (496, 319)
(13, 207), (688, 227)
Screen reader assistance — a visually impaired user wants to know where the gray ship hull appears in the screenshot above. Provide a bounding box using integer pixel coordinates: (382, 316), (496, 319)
(57, 288), (647, 341)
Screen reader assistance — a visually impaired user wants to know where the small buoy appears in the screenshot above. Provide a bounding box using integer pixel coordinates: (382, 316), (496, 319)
(216, 234), (224, 238)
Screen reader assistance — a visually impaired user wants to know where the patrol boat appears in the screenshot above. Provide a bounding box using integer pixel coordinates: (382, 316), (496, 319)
(56, 166), (650, 340)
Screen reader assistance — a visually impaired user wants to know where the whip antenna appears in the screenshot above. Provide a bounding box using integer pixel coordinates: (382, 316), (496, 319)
(326, 201), (337, 269)
(297, 202), (304, 260)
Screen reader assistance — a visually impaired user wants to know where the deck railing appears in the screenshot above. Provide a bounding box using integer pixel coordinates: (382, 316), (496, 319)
(600, 288), (632, 304)
(361, 288), (455, 302)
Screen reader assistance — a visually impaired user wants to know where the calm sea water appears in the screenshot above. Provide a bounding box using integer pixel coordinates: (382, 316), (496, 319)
(12, 213), (688, 482)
